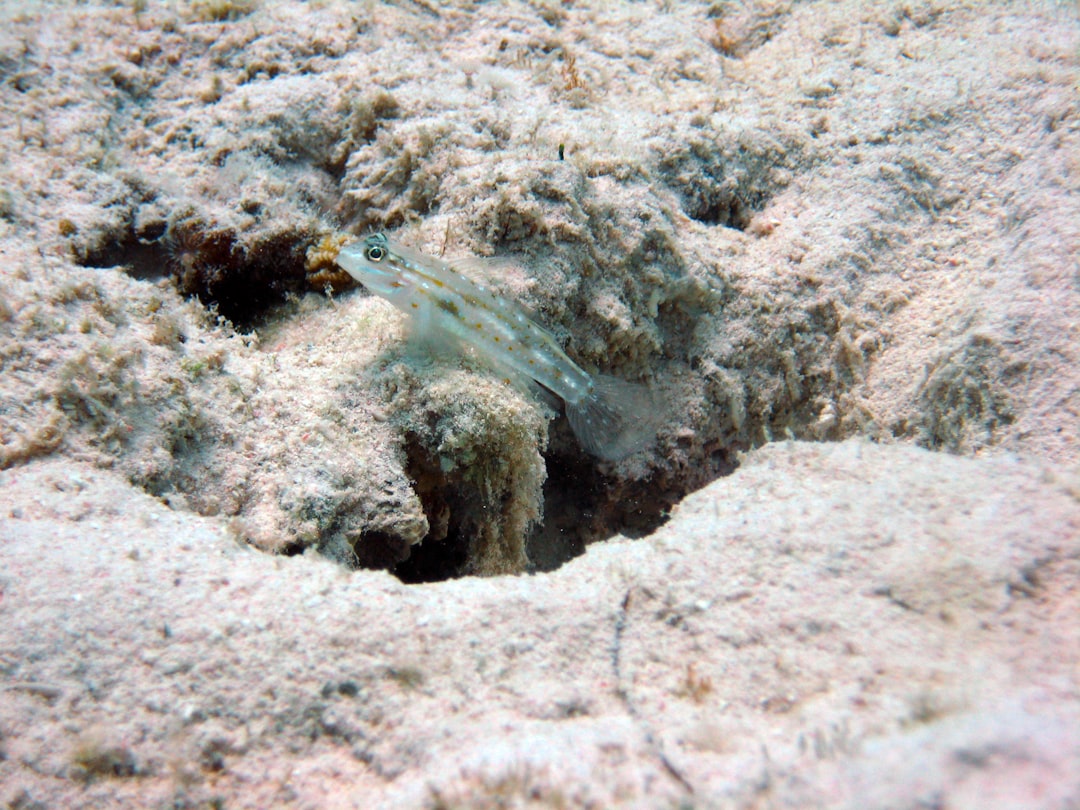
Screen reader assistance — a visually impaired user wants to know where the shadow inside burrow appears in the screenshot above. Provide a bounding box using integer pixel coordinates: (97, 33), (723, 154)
(526, 445), (670, 573)
(388, 421), (687, 584)
(78, 223), (310, 333)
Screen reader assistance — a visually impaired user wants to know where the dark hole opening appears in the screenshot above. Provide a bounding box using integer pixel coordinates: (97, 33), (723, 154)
(384, 435), (678, 584)
(393, 529), (470, 584)
(78, 226), (310, 332)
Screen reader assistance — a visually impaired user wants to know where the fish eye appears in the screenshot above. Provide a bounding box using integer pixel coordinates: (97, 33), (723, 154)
(366, 245), (385, 262)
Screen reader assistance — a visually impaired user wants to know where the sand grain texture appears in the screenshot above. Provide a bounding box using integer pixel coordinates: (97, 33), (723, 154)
(1, 441), (1078, 807)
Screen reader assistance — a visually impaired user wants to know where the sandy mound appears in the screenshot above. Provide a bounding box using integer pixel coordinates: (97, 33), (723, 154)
(2, 440), (1077, 808)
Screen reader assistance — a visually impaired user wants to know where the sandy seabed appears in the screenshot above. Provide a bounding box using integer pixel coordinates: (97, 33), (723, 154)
(0, 1), (1078, 807)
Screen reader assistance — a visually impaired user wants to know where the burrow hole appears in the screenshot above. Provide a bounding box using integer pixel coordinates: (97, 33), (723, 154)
(78, 224), (720, 583)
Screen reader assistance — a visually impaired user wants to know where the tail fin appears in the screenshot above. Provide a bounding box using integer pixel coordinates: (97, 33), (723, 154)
(565, 374), (663, 461)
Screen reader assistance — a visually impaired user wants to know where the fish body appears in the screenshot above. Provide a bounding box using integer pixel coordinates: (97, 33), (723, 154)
(336, 233), (658, 461)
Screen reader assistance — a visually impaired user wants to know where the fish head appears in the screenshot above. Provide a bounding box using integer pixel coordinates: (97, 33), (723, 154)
(336, 233), (417, 301)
